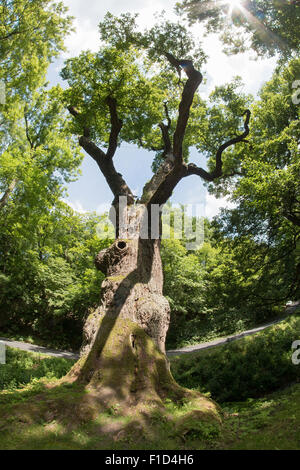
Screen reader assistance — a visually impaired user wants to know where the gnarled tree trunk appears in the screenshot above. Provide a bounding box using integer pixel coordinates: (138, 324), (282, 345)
(84, 237), (170, 357)
(67, 206), (189, 408)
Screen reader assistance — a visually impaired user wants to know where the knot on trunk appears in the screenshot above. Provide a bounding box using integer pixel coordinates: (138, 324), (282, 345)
(95, 240), (129, 275)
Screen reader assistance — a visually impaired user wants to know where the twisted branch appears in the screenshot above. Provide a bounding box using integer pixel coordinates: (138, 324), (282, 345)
(187, 110), (251, 182)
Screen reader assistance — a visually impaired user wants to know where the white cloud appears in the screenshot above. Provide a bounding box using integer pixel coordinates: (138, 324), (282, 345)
(62, 198), (88, 213)
(62, 0), (177, 58)
(96, 202), (111, 214)
(63, 18), (100, 57)
(205, 193), (235, 219)
(195, 31), (277, 98)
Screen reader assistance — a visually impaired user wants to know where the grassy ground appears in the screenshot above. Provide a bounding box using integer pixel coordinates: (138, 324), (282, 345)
(0, 347), (75, 391)
(0, 381), (221, 450)
(0, 374), (299, 450)
(218, 383), (300, 450)
(171, 314), (300, 402)
(0, 314), (299, 450)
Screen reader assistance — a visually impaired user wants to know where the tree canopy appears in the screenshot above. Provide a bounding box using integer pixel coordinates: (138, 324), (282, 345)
(62, 12), (252, 211)
(0, 0), (81, 212)
(0, 0), (73, 95)
(211, 57), (300, 305)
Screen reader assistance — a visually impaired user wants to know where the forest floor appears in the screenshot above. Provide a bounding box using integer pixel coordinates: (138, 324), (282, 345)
(0, 377), (299, 450)
(0, 313), (299, 450)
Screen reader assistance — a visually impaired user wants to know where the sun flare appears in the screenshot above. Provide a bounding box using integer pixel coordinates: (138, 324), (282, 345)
(226, 0), (241, 7)
(223, 0), (243, 20)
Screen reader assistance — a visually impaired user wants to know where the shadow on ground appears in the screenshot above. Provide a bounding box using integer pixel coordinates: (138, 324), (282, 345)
(0, 378), (221, 450)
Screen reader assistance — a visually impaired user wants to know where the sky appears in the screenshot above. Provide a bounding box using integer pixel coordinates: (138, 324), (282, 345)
(49, 0), (277, 219)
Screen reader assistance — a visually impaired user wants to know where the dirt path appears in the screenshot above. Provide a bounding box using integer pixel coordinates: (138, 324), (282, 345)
(0, 302), (298, 359)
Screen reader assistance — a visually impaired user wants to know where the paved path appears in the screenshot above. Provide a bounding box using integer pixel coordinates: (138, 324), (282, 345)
(167, 301), (299, 356)
(0, 337), (79, 360)
(0, 301), (298, 360)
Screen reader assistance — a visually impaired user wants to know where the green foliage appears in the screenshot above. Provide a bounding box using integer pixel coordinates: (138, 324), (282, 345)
(209, 58), (300, 307)
(0, 347), (74, 391)
(0, 201), (110, 350)
(98, 11), (207, 69)
(197, 78), (252, 166)
(234, 58), (300, 225)
(0, 0), (78, 217)
(171, 315), (300, 402)
(0, 0), (73, 96)
(62, 12), (250, 166)
(162, 206), (281, 349)
(62, 18), (252, 169)
(0, 2), (99, 350)
(0, 86), (83, 211)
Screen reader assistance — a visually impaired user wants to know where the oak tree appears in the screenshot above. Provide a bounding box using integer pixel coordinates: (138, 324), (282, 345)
(61, 13), (251, 408)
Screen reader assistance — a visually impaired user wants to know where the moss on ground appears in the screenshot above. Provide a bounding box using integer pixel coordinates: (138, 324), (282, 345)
(218, 383), (300, 450)
(0, 320), (221, 449)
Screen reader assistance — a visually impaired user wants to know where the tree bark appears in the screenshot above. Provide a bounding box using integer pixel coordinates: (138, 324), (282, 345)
(0, 179), (17, 211)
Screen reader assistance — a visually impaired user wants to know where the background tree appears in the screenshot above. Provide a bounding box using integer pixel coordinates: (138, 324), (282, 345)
(0, 0), (72, 94)
(209, 58), (300, 309)
(0, 199), (108, 350)
(0, 86), (82, 211)
(176, 0), (300, 59)
(0, 0), (73, 210)
(0, 1), (90, 350)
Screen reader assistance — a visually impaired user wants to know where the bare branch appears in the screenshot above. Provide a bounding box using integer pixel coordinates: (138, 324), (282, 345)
(159, 123), (172, 155)
(163, 101), (171, 129)
(140, 53), (203, 204)
(164, 52), (203, 165)
(139, 161), (187, 206)
(105, 96), (123, 159)
(186, 110), (251, 182)
(284, 212), (300, 227)
(24, 113), (34, 149)
(157, 101), (172, 156)
(163, 52), (182, 78)
(79, 136), (134, 203)
(67, 107), (134, 203)
(211, 110), (251, 179)
(186, 164), (215, 182)
(147, 165), (188, 206)
(67, 105), (80, 118)
(67, 106), (90, 137)
(0, 179), (17, 211)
